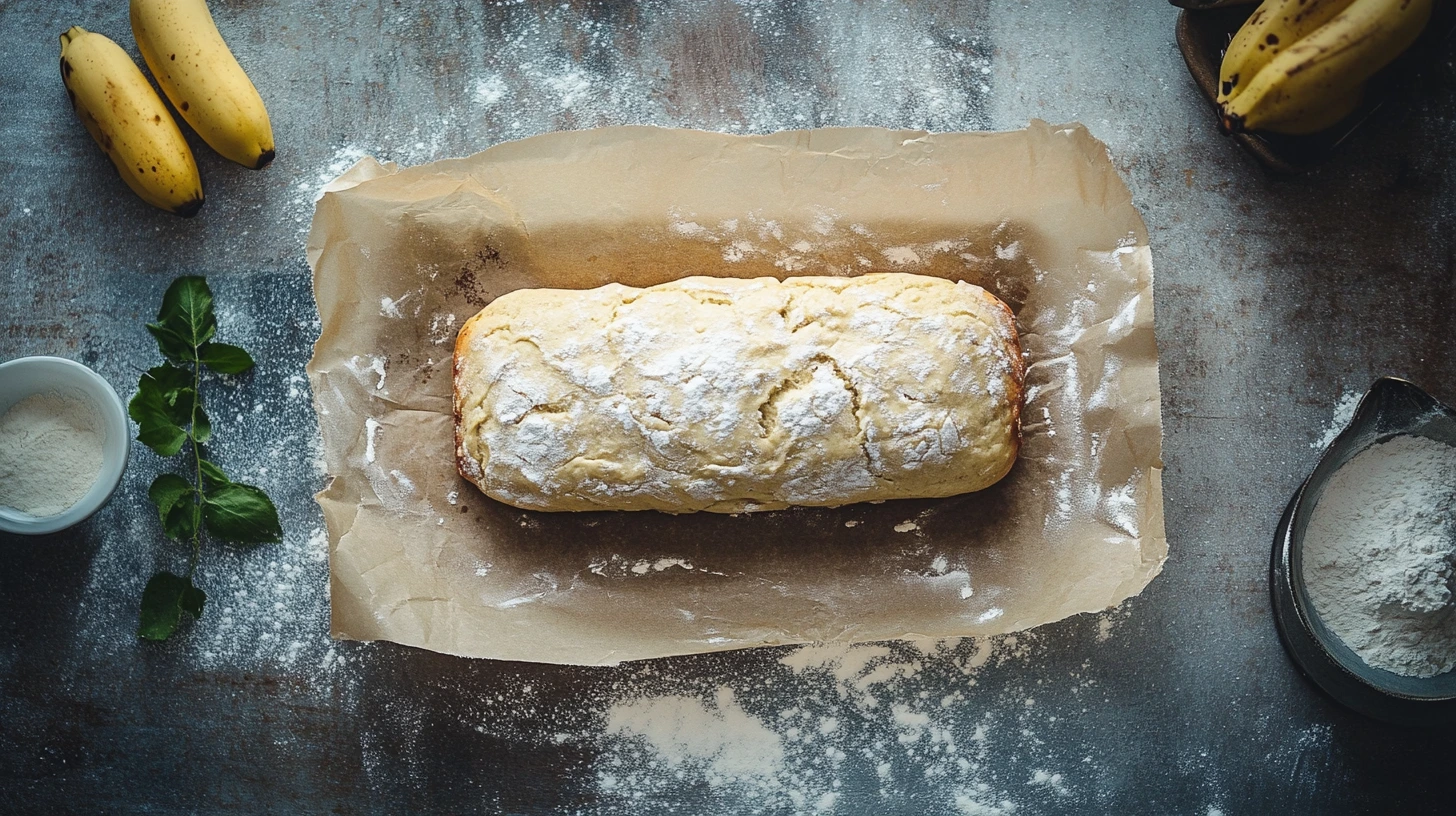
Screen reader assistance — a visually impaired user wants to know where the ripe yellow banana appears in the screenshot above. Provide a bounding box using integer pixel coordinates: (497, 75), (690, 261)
(59, 27), (204, 217)
(1221, 0), (1433, 135)
(1217, 0), (1359, 104)
(130, 0), (274, 169)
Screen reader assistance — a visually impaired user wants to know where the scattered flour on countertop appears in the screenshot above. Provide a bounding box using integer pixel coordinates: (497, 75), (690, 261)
(1312, 389), (1362, 450)
(1302, 434), (1456, 677)
(0, 391), (105, 517)
(291, 0), (998, 242)
(603, 688), (785, 787)
(188, 524), (338, 670)
(292, 145), (370, 232)
(580, 633), (1108, 814)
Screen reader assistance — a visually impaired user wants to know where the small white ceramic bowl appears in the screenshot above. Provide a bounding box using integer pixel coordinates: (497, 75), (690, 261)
(0, 356), (130, 535)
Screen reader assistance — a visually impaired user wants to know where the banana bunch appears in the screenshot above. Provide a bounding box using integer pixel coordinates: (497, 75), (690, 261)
(1217, 0), (1433, 135)
(59, 0), (274, 217)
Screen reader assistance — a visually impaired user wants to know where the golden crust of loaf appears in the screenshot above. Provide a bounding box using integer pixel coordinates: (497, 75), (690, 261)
(454, 273), (1023, 513)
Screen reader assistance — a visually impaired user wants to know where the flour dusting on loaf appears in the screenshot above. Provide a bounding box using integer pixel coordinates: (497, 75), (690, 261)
(453, 273), (1024, 513)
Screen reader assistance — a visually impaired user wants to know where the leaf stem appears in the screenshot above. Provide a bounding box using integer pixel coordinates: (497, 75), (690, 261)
(187, 353), (202, 579)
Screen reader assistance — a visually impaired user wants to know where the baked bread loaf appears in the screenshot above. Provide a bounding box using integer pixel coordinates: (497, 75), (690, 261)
(454, 273), (1024, 513)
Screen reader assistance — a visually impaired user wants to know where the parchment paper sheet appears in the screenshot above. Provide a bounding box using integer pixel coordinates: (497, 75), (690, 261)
(306, 122), (1166, 665)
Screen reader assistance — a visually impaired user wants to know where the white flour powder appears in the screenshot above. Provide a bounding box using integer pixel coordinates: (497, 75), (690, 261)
(1302, 434), (1456, 678)
(1311, 389), (1361, 450)
(603, 687), (786, 786)
(584, 632), (1110, 814)
(0, 391), (105, 517)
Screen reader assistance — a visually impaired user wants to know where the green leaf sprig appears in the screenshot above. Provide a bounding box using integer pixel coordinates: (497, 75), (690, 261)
(128, 276), (281, 641)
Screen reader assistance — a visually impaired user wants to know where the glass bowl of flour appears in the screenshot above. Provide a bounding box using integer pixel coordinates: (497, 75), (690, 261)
(0, 356), (129, 535)
(1273, 377), (1456, 725)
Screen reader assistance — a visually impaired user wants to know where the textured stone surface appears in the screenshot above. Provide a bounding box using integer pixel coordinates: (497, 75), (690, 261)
(3, 1), (1455, 813)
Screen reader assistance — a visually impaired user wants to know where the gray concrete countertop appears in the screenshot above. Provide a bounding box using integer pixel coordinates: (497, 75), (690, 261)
(3, 1), (1455, 813)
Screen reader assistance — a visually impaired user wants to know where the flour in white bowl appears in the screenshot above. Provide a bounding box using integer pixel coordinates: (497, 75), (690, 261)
(0, 391), (105, 517)
(1302, 434), (1456, 678)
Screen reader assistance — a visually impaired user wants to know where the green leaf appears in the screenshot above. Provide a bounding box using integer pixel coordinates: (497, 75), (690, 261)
(139, 571), (205, 641)
(202, 483), (281, 544)
(146, 363), (192, 398)
(146, 322), (197, 363)
(162, 497), (200, 541)
(198, 459), (229, 486)
(198, 342), (254, 374)
(152, 276), (216, 353)
(130, 367), (202, 456)
(135, 419), (186, 456)
(147, 474), (192, 522)
(129, 376), (187, 456)
(181, 584), (206, 618)
(170, 387), (198, 425)
(192, 405), (212, 444)
(149, 473), (197, 540)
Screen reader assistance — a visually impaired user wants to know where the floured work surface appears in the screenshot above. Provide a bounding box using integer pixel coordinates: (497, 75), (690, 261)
(306, 123), (1166, 665)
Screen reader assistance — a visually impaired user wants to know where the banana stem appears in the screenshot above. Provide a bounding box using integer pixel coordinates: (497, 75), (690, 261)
(1219, 111), (1245, 135)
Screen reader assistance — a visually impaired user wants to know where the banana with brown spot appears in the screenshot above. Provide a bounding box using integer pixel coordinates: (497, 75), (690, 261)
(1220, 0), (1433, 135)
(130, 0), (275, 169)
(59, 26), (204, 217)
(1216, 0), (1360, 105)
